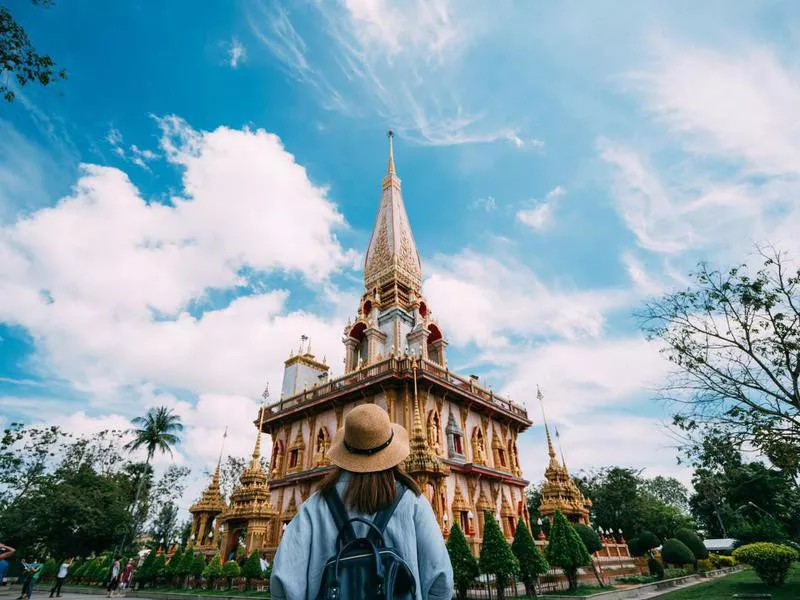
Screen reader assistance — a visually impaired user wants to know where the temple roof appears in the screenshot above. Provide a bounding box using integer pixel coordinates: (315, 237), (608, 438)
(189, 461), (227, 515)
(363, 131), (422, 294)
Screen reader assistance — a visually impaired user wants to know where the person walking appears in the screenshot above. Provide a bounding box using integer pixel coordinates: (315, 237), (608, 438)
(17, 558), (41, 600)
(270, 403), (453, 600)
(118, 559), (134, 596)
(49, 560), (70, 598)
(106, 556), (121, 598)
(0, 544), (16, 587)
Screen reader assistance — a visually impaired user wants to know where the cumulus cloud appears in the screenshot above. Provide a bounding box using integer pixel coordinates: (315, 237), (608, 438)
(0, 117), (353, 403)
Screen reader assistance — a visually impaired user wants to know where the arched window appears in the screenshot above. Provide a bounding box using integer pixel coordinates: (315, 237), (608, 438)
(426, 324), (443, 365)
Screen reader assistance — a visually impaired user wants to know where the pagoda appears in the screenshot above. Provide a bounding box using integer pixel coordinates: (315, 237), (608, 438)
(536, 390), (592, 524)
(216, 407), (277, 560)
(246, 132), (533, 557)
(188, 459), (227, 554)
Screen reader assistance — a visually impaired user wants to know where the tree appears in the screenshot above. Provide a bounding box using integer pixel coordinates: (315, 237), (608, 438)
(167, 546), (184, 586)
(572, 524), (602, 554)
(641, 476), (689, 512)
(150, 502), (179, 549)
(222, 560), (240, 590)
(525, 483), (545, 537)
(136, 550), (157, 587)
(0, 1), (67, 102)
(125, 407), (184, 535)
(674, 529), (708, 563)
(176, 548), (194, 588)
(733, 542), (799, 587)
(478, 513), (519, 600)
(629, 531), (660, 557)
(150, 552), (167, 586)
(203, 554), (223, 590)
(640, 249), (800, 471)
(546, 512), (591, 591)
(660, 539), (695, 567)
(511, 521), (548, 597)
(191, 553), (206, 582)
(447, 524), (479, 600)
(241, 551), (263, 591)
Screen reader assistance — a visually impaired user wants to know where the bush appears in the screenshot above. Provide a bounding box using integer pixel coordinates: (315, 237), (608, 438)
(137, 551), (156, 585)
(222, 561), (240, 590)
(241, 551), (262, 590)
(674, 529), (708, 562)
(619, 575), (657, 584)
(647, 557), (665, 580)
(733, 542), (799, 587)
(511, 521), (548, 598)
(660, 538), (695, 566)
(638, 531), (661, 554)
(191, 554), (206, 578)
(203, 554), (223, 589)
(41, 559), (58, 580)
(545, 511), (591, 592)
(479, 513), (519, 600)
(663, 567), (691, 579)
(447, 523), (479, 600)
(711, 554), (735, 568)
(573, 524), (602, 554)
(696, 559), (713, 573)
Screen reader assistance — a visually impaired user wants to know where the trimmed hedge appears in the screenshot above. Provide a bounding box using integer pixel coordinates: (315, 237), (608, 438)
(674, 528), (708, 562)
(733, 542), (799, 587)
(660, 538), (695, 566)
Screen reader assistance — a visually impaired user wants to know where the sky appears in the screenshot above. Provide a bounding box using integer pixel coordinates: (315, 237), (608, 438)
(2, 0), (800, 515)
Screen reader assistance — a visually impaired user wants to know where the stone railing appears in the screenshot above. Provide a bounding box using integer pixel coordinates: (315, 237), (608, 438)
(263, 356), (529, 421)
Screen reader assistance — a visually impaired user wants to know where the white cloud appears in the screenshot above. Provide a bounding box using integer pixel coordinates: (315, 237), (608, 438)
(516, 186), (565, 231)
(425, 249), (628, 348)
(228, 38), (247, 68)
(0, 117), (354, 402)
(106, 128), (159, 170)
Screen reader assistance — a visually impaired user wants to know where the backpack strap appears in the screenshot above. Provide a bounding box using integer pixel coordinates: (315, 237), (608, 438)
(323, 486), (356, 546)
(368, 482), (407, 544)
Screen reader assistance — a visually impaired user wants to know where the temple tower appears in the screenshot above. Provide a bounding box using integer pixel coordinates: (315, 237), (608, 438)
(188, 458), (227, 555)
(248, 132), (532, 558)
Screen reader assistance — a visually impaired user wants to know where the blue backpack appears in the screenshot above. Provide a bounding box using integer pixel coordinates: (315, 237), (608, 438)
(315, 483), (417, 600)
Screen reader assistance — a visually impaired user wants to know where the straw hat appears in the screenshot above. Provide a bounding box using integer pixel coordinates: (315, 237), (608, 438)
(328, 404), (410, 473)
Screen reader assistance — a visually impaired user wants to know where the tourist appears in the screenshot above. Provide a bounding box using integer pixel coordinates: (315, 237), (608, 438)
(118, 559), (134, 596)
(0, 544), (16, 587)
(17, 558), (41, 600)
(49, 559), (70, 598)
(270, 404), (453, 599)
(259, 552), (269, 576)
(105, 556), (121, 598)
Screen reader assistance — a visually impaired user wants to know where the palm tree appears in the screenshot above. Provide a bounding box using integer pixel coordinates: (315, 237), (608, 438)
(125, 406), (184, 527)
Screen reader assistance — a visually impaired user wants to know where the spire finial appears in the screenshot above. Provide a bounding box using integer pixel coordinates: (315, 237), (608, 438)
(387, 129), (396, 177)
(252, 386), (268, 468)
(555, 425), (569, 473)
(213, 426), (228, 484)
(538, 386), (557, 461)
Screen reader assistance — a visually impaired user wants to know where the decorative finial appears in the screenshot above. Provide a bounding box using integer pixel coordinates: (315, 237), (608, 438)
(555, 425), (569, 473)
(538, 386), (557, 461)
(387, 129), (395, 176)
(252, 390), (268, 468)
(300, 334), (308, 354)
(214, 426), (228, 484)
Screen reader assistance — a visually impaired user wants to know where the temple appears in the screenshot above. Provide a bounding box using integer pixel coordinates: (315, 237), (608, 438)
(199, 132), (533, 558)
(536, 389), (592, 525)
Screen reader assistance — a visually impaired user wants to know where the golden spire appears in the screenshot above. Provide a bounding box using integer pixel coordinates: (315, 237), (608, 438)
(410, 357), (427, 450)
(213, 426), (228, 486)
(555, 425), (570, 474)
(251, 385), (269, 468)
(538, 387), (557, 460)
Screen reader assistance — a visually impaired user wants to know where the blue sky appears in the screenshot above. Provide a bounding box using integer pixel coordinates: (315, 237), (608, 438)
(2, 0), (800, 508)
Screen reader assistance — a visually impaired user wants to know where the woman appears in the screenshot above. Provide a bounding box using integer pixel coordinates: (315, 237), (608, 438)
(0, 544), (15, 587)
(118, 559), (134, 596)
(270, 404), (453, 600)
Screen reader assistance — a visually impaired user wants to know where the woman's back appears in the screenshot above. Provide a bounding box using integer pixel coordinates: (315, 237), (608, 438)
(270, 472), (452, 600)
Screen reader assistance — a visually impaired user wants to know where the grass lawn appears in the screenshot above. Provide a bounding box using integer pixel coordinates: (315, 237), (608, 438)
(542, 585), (614, 596)
(660, 566), (800, 600)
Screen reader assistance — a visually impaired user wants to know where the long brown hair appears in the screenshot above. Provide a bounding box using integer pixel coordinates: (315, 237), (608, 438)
(319, 466), (422, 514)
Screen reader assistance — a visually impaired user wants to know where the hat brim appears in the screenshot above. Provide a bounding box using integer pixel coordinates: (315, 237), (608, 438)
(328, 423), (410, 473)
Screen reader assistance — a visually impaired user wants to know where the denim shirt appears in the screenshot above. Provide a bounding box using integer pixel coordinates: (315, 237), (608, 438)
(270, 474), (454, 600)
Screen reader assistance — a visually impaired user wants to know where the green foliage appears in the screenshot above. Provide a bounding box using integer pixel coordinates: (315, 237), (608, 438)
(222, 560), (240, 589)
(733, 542), (799, 587)
(447, 523), (479, 600)
(647, 556), (665, 580)
(662, 567), (691, 579)
(709, 554), (736, 568)
(674, 528), (708, 561)
(545, 511), (591, 591)
(191, 553), (206, 577)
(137, 550), (157, 584)
(0, 4), (67, 103)
(620, 574), (658, 584)
(639, 531), (662, 554)
(511, 520), (548, 597)
(203, 554), (224, 586)
(177, 547), (194, 577)
(697, 559), (713, 572)
(241, 551), (263, 580)
(168, 547), (184, 576)
(661, 538), (695, 566)
(575, 467), (694, 541)
(572, 524), (602, 554)
(151, 552), (167, 580)
(478, 513), (519, 600)
(41, 558), (58, 578)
